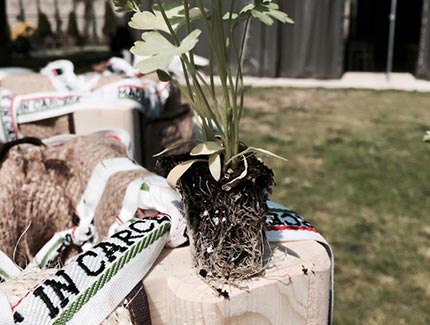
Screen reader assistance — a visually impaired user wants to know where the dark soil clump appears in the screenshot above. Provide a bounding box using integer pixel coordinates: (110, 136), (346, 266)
(157, 154), (274, 285)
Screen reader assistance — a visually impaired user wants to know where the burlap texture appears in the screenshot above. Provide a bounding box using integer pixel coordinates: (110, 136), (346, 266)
(0, 134), (151, 268)
(0, 72), (192, 157)
(19, 115), (74, 140)
(142, 105), (194, 168)
(0, 73), (153, 94)
(0, 74), (55, 94)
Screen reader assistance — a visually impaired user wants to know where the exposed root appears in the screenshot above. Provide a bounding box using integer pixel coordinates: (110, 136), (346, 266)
(176, 155), (274, 289)
(13, 221), (32, 268)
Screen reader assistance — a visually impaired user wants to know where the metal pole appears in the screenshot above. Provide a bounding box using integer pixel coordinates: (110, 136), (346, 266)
(386, 0), (398, 80)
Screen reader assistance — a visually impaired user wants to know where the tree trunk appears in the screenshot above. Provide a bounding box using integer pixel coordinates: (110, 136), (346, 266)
(0, 0), (11, 67)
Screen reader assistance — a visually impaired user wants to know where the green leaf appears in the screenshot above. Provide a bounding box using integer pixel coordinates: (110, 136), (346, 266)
(222, 12), (239, 20)
(129, 10), (171, 33)
(153, 139), (202, 157)
(140, 182), (150, 191)
(252, 9), (274, 25)
(157, 69), (172, 81)
(129, 3), (203, 33)
(208, 153), (222, 181)
(112, 0), (140, 12)
(266, 4), (294, 24)
(226, 146), (288, 165)
(241, 0), (294, 26)
(190, 141), (224, 156)
(131, 29), (202, 74)
(240, 3), (255, 15)
(247, 147), (289, 161)
(167, 159), (205, 188)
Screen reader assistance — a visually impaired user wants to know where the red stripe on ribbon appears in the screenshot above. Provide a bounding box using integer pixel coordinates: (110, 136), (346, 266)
(266, 225), (320, 233)
(11, 290), (31, 311)
(8, 96), (19, 137)
(106, 134), (121, 142)
(20, 94), (81, 102)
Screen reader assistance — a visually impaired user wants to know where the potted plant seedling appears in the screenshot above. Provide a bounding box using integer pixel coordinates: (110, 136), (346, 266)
(113, 0), (293, 287)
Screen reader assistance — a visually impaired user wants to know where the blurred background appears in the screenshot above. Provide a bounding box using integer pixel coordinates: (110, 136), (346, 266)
(1, 0), (430, 79)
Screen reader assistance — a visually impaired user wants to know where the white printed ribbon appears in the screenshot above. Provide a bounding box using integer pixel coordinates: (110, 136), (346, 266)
(40, 60), (100, 93)
(33, 129), (135, 268)
(104, 57), (139, 77)
(107, 174), (187, 248)
(34, 157), (144, 268)
(12, 92), (82, 125)
(0, 78), (171, 143)
(0, 90), (18, 141)
(0, 289), (14, 325)
(87, 129), (134, 160)
(265, 201), (334, 324)
(1, 200), (334, 324)
(12, 216), (171, 325)
(0, 251), (21, 283)
(74, 158), (143, 233)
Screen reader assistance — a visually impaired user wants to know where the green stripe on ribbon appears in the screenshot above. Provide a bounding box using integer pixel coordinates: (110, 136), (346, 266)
(0, 268), (10, 281)
(53, 221), (170, 324)
(39, 237), (66, 269)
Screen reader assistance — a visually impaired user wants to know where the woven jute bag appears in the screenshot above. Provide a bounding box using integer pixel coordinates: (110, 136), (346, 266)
(0, 133), (152, 268)
(0, 133), (160, 323)
(0, 73), (75, 142)
(0, 73), (194, 170)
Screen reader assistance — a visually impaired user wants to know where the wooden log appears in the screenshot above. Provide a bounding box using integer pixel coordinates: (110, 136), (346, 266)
(143, 241), (331, 325)
(0, 242), (330, 324)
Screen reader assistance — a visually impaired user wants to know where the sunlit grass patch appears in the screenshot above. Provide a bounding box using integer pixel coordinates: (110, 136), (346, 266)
(241, 88), (430, 324)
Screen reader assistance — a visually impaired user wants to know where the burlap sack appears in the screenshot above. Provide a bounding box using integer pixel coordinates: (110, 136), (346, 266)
(0, 73), (194, 169)
(0, 73), (127, 94)
(0, 74), (55, 94)
(0, 134), (151, 268)
(141, 103), (194, 169)
(19, 115), (75, 140)
(0, 74), (123, 144)
(0, 73), (75, 142)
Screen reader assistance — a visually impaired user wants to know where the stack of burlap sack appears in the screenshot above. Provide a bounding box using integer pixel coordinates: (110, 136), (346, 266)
(0, 58), (194, 169)
(0, 58), (195, 324)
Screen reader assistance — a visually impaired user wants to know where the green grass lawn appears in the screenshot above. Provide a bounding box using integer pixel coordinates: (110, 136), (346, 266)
(240, 88), (430, 324)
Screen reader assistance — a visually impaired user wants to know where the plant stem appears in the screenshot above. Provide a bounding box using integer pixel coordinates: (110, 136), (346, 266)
(227, 0), (241, 161)
(236, 17), (251, 121)
(154, 0), (221, 138)
(215, 0), (237, 161)
(183, 0), (196, 68)
(196, 0), (233, 159)
(154, 0), (194, 104)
